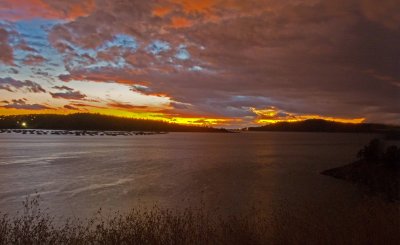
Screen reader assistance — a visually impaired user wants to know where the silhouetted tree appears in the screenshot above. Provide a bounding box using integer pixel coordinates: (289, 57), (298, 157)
(356, 139), (400, 168)
(357, 139), (384, 162)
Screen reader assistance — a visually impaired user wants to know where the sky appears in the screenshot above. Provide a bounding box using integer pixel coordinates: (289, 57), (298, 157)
(0, 0), (399, 127)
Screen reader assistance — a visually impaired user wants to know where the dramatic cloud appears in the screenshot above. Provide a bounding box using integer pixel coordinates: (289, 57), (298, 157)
(68, 103), (105, 109)
(22, 54), (47, 66)
(0, 0), (399, 125)
(16, 42), (38, 52)
(0, 77), (46, 93)
(58, 67), (149, 85)
(64, 104), (82, 110)
(0, 99), (51, 110)
(107, 102), (148, 110)
(0, 0), (95, 21)
(0, 28), (14, 65)
(50, 88), (87, 100)
(53, 85), (75, 91)
(50, 91), (86, 100)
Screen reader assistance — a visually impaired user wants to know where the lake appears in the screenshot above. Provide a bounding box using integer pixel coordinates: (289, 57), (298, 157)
(0, 132), (397, 229)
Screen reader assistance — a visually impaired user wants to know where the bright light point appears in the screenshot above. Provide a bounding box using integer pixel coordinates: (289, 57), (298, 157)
(21, 122), (27, 127)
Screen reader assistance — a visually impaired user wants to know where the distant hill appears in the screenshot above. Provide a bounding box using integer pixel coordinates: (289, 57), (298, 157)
(247, 119), (399, 134)
(0, 114), (227, 132)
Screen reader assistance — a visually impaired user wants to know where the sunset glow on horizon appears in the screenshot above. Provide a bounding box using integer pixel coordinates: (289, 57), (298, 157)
(1, 0), (399, 127)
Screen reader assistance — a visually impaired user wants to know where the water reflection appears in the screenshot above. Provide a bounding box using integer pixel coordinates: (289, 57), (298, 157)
(0, 132), (384, 220)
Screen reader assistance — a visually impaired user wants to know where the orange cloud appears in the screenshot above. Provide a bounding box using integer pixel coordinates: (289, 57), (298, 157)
(251, 107), (365, 124)
(0, 0), (95, 21)
(172, 0), (215, 14)
(155, 108), (240, 127)
(152, 6), (172, 17)
(67, 0), (96, 20)
(171, 16), (193, 28)
(168, 117), (234, 126)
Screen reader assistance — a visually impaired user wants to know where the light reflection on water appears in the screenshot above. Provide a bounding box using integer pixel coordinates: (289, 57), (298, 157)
(0, 132), (391, 221)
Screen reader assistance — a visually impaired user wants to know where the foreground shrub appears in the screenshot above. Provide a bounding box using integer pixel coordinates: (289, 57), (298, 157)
(0, 196), (399, 245)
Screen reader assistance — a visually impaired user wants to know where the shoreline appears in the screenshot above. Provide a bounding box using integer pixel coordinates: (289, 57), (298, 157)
(0, 129), (169, 137)
(322, 160), (399, 201)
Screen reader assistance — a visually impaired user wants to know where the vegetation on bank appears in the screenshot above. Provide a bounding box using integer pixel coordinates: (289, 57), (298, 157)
(248, 119), (399, 134)
(322, 139), (400, 201)
(0, 114), (227, 132)
(0, 196), (399, 245)
(1, 115), (398, 134)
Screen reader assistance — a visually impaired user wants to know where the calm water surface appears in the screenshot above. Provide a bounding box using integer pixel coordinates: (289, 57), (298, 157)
(0, 132), (393, 220)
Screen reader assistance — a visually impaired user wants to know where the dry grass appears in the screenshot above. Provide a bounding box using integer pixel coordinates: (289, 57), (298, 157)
(0, 196), (398, 245)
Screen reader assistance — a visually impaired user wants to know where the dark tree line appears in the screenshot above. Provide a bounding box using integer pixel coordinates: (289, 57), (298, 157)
(0, 114), (227, 132)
